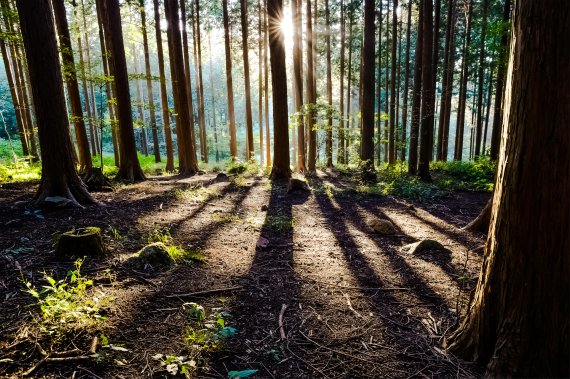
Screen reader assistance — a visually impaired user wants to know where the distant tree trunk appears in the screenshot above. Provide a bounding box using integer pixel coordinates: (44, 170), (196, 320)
(400, 0), (412, 161)
(222, 0), (238, 161)
(482, 66), (492, 154)
(418, 0), (434, 181)
(16, 0), (95, 206)
(181, 0), (198, 162)
(152, 0), (174, 172)
(383, 0), (390, 163)
(267, 0), (290, 179)
(192, 0), (207, 162)
(376, 2), (382, 163)
(394, 16), (402, 159)
(442, 7), (457, 161)
(408, 0), (422, 175)
(76, 30), (98, 156)
(345, 11), (353, 164)
(263, 0), (271, 165)
(52, 0), (92, 172)
(257, 0), (264, 165)
(132, 46), (149, 157)
(448, 3), (569, 376)
(436, 0), (454, 161)
(430, 0), (440, 161)
(489, 0), (510, 160)
(325, 0), (333, 168)
(140, 0), (161, 163)
(360, 0), (375, 179)
(337, 0), (345, 164)
(454, 0), (473, 161)
(388, 0), (398, 164)
(292, 0), (305, 172)
(306, 0), (316, 172)
(103, 0), (145, 182)
(474, 0), (488, 157)
(240, 0), (254, 160)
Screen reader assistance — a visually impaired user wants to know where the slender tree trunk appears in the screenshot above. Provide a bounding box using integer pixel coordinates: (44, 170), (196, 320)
(482, 66), (493, 154)
(383, 0), (390, 163)
(489, 0), (510, 160)
(376, 2), (382, 163)
(388, 0), (398, 164)
(17, 0), (95, 206)
(437, 0), (454, 161)
(408, 0), (422, 175)
(324, 0), (332, 167)
(267, 0), (290, 179)
(80, 0), (99, 148)
(395, 15), (402, 159)
(292, 0), (305, 171)
(442, 8), (457, 161)
(207, 33), (219, 162)
(52, 0), (92, 172)
(430, 0), (441, 161)
(257, 0), (264, 165)
(474, 0), (488, 157)
(191, 0), (207, 162)
(337, 0), (345, 164)
(418, 0), (434, 181)
(360, 0), (375, 179)
(152, 0), (174, 172)
(448, 2), (569, 376)
(222, 0), (238, 161)
(76, 32), (97, 156)
(400, 0), (412, 161)
(345, 11), (353, 164)
(181, 0), (198, 162)
(140, 0), (161, 163)
(240, 0), (254, 160)
(103, 0), (145, 181)
(454, 0), (473, 161)
(263, 0), (270, 165)
(132, 46), (149, 157)
(306, 0), (316, 171)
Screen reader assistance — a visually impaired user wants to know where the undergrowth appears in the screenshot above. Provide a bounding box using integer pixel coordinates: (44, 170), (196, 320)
(147, 228), (205, 263)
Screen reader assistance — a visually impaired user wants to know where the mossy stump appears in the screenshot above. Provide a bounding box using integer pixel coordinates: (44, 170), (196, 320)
(126, 242), (174, 268)
(55, 227), (105, 258)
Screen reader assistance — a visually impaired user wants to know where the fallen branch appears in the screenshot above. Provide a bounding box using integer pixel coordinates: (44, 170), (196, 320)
(279, 304), (288, 340)
(24, 355), (93, 376)
(166, 286), (243, 298)
(343, 293), (364, 319)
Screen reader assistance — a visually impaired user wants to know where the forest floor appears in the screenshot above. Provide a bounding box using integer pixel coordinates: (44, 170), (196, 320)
(0, 169), (490, 378)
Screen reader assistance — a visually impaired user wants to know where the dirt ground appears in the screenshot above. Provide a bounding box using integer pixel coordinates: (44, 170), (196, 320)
(0, 171), (490, 378)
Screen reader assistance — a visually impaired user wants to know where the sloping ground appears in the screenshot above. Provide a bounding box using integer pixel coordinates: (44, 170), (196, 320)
(0, 171), (489, 378)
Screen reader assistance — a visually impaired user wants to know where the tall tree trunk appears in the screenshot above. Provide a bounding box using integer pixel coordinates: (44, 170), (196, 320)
(257, 0), (263, 165)
(489, 0), (510, 160)
(80, 0), (99, 150)
(324, 0), (332, 167)
(418, 0), (434, 181)
(448, 2), (569, 376)
(52, 0), (92, 172)
(337, 0), (345, 164)
(436, 0), (454, 161)
(140, 0), (161, 163)
(76, 32), (98, 156)
(222, 0), (238, 161)
(442, 7), (457, 161)
(292, 0), (305, 171)
(388, 0), (398, 164)
(263, 0), (270, 165)
(103, 0), (145, 181)
(345, 11), (353, 164)
(400, 0), (412, 161)
(240, 0), (254, 160)
(454, 0), (473, 161)
(181, 0), (198, 163)
(482, 66), (492, 154)
(16, 0), (95, 206)
(207, 33), (219, 162)
(306, 0), (316, 172)
(376, 2), (382, 163)
(394, 14), (402, 159)
(408, 0), (422, 175)
(267, 0), (290, 179)
(430, 0), (441, 161)
(191, 0), (207, 162)
(132, 46), (149, 157)
(474, 0), (488, 157)
(383, 0), (390, 163)
(360, 0), (375, 179)
(152, 0), (174, 172)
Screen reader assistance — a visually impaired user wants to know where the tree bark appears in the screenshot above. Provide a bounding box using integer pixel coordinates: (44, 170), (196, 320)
(263, 0), (270, 165)
(375, 2), (382, 163)
(267, 0), (290, 180)
(257, 0), (264, 165)
(474, 0), (488, 157)
(418, 0), (434, 181)
(407, 0), (422, 175)
(388, 0), (398, 164)
(345, 11), (353, 164)
(306, 0), (316, 172)
(337, 0), (345, 164)
(132, 46), (149, 157)
(359, 0), (375, 179)
(240, 0), (254, 160)
(324, 0), (332, 168)
(16, 0), (96, 206)
(222, 0), (238, 161)
(181, 0), (198, 163)
(400, 0), (412, 162)
(292, 0), (305, 171)
(103, 0), (145, 181)
(448, 2), (569, 376)
(436, 0), (454, 161)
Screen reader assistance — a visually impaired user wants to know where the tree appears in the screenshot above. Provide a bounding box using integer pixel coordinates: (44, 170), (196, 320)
(474, 0), (489, 157)
(153, 0), (175, 172)
(240, 0), (254, 160)
(388, 0), (398, 164)
(292, 0), (305, 172)
(52, 0), (92, 173)
(16, 0), (95, 206)
(400, 0), (412, 161)
(267, 0), (290, 180)
(408, 0), (422, 175)
(337, 0), (345, 164)
(257, 0), (264, 165)
(222, 0), (238, 161)
(448, 2), (569, 375)
(103, 0), (145, 181)
(306, 0), (316, 172)
(324, 0), (333, 167)
(359, 0), (375, 179)
(263, 0), (271, 165)
(191, 0), (207, 163)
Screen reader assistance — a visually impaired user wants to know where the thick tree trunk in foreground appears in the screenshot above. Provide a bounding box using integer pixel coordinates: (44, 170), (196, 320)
(240, 0), (254, 160)
(104, 0), (145, 182)
(16, 0), (95, 206)
(153, 0), (174, 172)
(448, 2), (569, 376)
(359, 0), (375, 179)
(52, 0), (92, 173)
(222, 0), (238, 161)
(408, 0), (422, 175)
(268, 0), (290, 180)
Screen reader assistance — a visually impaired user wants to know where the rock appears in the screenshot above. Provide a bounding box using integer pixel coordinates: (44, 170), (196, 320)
(215, 172), (229, 181)
(55, 227), (106, 258)
(405, 239), (449, 255)
(287, 178), (309, 194)
(44, 196), (73, 208)
(256, 236), (270, 249)
(261, 204), (268, 211)
(133, 242), (173, 267)
(368, 219), (397, 234)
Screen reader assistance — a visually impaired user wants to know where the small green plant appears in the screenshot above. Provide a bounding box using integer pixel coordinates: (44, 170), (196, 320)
(153, 354), (197, 377)
(166, 245), (205, 264)
(148, 227), (173, 244)
(230, 175), (246, 187)
(111, 227), (124, 241)
(23, 259), (110, 336)
(182, 303), (236, 353)
(267, 214), (295, 232)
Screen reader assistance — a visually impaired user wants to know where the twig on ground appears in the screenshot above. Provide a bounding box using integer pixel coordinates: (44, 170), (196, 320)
(89, 336), (98, 354)
(279, 304), (288, 340)
(165, 286), (243, 298)
(343, 293), (364, 318)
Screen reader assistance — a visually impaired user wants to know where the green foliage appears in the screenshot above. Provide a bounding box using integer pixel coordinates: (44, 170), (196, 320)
(147, 228), (204, 263)
(227, 369), (258, 378)
(211, 211), (241, 223)
(430, 157), (496, 191)
(266, 214), (295, 232)
(23, 259), (110, 336)
(174, 185), (218, 203)
(226, 160), (260, 176)
(153, 354), (197, 377)
(183, 304), (236, 353)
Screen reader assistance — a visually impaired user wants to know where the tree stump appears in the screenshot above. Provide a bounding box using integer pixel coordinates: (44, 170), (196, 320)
(55, 227), (105, 258)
